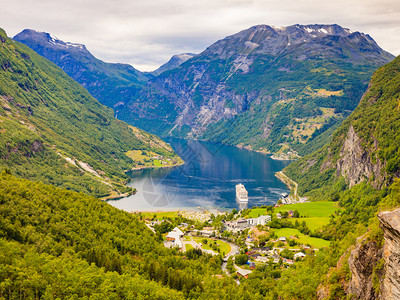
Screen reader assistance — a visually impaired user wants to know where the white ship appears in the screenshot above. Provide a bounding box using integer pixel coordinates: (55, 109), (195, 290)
(236, 183), (248, 210)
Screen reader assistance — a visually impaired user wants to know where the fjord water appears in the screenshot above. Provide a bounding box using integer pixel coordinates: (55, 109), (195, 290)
(109, 139), (290, 211)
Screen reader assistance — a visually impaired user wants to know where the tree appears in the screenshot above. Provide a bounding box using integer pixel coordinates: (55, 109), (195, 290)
(235, 254), (248, 265)
(154, 221), (173, 234)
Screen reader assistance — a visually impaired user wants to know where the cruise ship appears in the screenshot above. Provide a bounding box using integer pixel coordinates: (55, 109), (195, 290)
(236, 183), (248, 210)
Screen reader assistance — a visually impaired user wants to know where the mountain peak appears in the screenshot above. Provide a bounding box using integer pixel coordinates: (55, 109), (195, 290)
(13, 29), (149, 109)
(203, 23), (388, 60)
(151, 52), (197, 76)
(15, 29), (87, 52)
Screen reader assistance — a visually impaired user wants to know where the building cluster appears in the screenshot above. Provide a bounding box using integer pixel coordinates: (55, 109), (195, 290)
(249, 246), (307, 265)
(224, 215), (272, 231)
(180, 210), (211, 222)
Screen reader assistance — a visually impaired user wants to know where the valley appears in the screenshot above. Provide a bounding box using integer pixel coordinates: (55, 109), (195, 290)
(1, 18), (400, 300)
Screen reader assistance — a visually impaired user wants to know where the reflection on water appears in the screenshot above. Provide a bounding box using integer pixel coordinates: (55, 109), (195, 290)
(108, 138), (290, 212)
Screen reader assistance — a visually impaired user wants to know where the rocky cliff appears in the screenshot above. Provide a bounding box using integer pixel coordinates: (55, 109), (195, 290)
(345, 236), (383, 299)
(378, 209), (400, 299)
(318, 209), (400, 299)
(335, 125), (386, 188)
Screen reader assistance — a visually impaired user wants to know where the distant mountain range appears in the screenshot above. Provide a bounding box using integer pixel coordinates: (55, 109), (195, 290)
(0, 28), (180, 198)
(15, 24), (395, 158)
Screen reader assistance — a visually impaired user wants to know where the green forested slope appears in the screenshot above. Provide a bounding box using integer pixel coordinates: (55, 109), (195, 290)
(285, 55), (400, 199)
(2, 169), (400, 299)
(0, 28), (180, 197)
(0, 173), (233, 299)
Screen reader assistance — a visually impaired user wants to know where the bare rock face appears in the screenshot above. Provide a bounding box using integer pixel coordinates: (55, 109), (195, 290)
(336, 125), (385, 188)
(345, 238), (382, 299)
(322, 209), (400, 300)
(378, 209), (400, 299)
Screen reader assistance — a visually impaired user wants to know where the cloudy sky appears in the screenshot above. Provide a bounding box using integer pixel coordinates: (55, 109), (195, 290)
(3, 0), (400, 71)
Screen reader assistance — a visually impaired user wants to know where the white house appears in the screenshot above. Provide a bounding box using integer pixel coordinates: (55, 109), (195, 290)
(165, 227), (184, 249)
(294, 252), (307, 260)
(257, 215), (271, 225)
(247, 215), (271, 226)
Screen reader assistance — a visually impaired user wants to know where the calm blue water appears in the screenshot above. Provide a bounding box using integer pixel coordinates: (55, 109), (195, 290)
(108, 139), (290, 212)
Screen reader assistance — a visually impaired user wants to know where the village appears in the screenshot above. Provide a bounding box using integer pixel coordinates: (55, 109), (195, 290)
(137, 204), (333, 279)
(134, 183), (337, 279)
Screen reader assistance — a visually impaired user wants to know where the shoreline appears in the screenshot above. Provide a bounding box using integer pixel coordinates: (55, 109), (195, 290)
(220, 141), (299, 161)
(275, 171), (298, 197)
(101, 189), (136, 201)
(129, 160), (185, 172)
(103, 161), (185, 201)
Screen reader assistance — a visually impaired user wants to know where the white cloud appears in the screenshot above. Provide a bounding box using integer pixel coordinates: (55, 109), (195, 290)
(2, 0), (400, 71)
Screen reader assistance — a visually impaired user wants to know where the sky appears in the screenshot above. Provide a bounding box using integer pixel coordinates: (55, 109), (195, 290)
(2, 0), (400, 71)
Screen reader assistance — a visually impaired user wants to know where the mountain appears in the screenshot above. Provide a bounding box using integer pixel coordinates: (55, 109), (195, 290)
(14, 29), (149, 110)
(0, 28), (181, 198)
(278, 56), (400, 299)
(285, 54), (400, 199)
(294, 54), (400, 299)
(150, 53), (197, 76)
(118, 24), (394, 158)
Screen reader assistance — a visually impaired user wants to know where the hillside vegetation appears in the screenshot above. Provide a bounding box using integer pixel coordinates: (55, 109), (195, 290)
(0, 28), (181, 197)
(3, 170), (400, 298)
(0, 172), (232, 299)
(285, 55), (400, 200)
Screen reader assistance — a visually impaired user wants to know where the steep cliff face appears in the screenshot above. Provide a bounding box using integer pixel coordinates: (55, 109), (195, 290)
(318, 209), (400, 299)
(345, 237), (383, 299)
(336, 125), (386, 188)
(378, 209), (400, 299)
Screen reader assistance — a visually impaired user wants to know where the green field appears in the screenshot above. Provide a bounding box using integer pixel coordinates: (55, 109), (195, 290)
(185, 244), (194, 251)
(247, 208), (268, 218)
(247, 202), (338, 230)
(140, 211), (180, 219)
(277, 201), (338, 218)
(193, 237), (231, 255)
(291, 217), (331, 230)
(273, 228), (330, 248)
